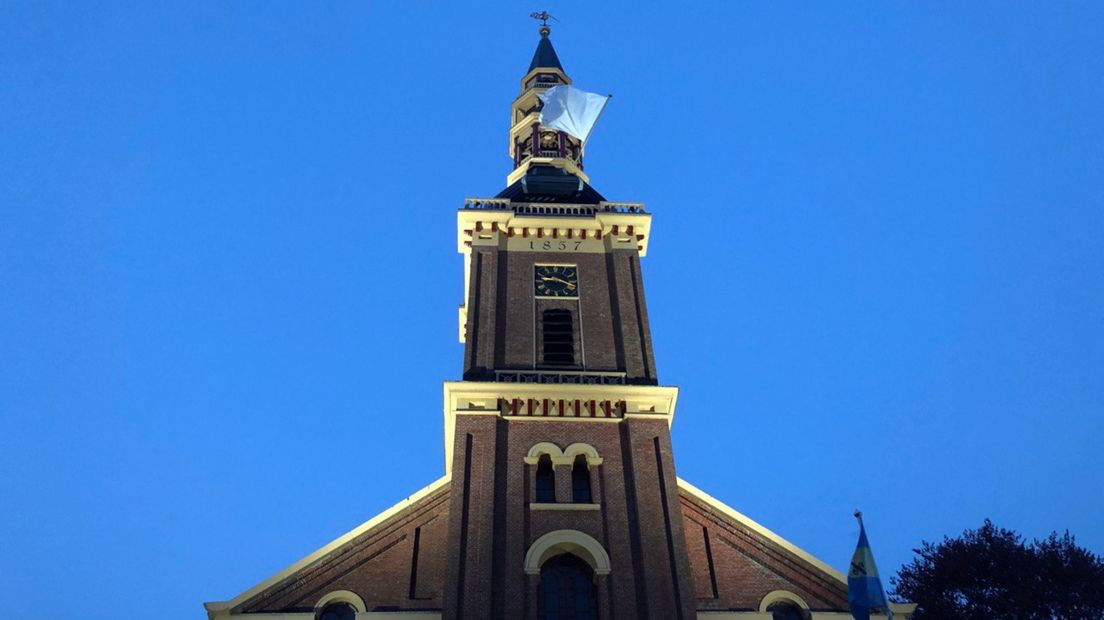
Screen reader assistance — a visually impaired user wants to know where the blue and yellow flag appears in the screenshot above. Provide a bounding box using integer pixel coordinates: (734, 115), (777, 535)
(848, 512), (892, 620)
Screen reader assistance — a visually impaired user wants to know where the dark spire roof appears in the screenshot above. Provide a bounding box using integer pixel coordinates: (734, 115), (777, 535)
(528, 30), (563, 72)
(496, 165), (605, 204)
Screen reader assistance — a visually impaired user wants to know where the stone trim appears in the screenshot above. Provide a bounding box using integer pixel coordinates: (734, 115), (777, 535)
(699, 609), (912, 620)
(523, 529), (612, 576)
(207, 608), (439, 613)
(443, 381), (677, 474)
(315, 590), (367, 613)
(758, 589), (811, 612)
(523, 441), (604, 466)
(529, 502), (601, 511)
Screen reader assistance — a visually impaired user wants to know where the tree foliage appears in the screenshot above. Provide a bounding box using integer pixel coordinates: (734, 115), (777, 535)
(891, 520), (1104, 619)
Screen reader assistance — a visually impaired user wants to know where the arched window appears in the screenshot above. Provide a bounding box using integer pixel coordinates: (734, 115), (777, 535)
(536, 454), (556, 503)
(538, 554), (598, 620)
(571, 455), (592, 503)
(542, 309), (574, 366)
(317, 602), (357, 620)
(767, 602), (805, 620)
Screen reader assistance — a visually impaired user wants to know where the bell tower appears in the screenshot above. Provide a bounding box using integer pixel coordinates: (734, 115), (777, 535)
(507, 23), (588, 186)
(442, 25), (697, 619)
(203, 21), (866, 620)
(459, 27), (657, 387)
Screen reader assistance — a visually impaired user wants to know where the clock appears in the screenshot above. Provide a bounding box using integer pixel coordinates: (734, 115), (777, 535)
(534, 265), (578, 297)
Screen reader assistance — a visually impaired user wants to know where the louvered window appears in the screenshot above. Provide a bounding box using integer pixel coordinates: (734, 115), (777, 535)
(542, 309), (574, 366)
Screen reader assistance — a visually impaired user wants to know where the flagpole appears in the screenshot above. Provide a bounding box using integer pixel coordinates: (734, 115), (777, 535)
(581, 94), (612, 147)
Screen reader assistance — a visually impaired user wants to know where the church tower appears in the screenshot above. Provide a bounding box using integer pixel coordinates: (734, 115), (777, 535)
(443, 22), (692, 619)
(205, 25), (909, 620)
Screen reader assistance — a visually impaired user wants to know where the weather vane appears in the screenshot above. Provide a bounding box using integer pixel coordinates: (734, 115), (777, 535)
(530, 11), (558, 29)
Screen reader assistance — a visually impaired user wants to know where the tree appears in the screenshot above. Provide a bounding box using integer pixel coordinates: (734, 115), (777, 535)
(891, 520), (1104, 619)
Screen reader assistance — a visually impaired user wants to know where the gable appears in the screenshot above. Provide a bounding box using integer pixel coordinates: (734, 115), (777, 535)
(677, 478), (849, 612)
(205, 476), (450, 618)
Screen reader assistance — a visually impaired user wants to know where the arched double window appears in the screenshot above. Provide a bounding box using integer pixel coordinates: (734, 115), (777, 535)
(528, 443), (601, 505)
(536, 454), (556, 503)
(538, 554), (598, 620)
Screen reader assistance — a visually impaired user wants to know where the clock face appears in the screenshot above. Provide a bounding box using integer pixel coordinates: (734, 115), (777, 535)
(534, 265), (578, 297)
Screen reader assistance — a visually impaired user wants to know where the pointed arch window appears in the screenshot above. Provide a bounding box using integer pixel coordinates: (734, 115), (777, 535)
(538, 554), (598, 620)
(542, 309), (575, 366)
(571, 455), (592, 503)
(536, 454), (556, 503)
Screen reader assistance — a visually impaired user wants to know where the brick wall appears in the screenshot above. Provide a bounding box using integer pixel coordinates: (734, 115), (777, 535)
(440, 414), (697, 620)
(463, 245), (657, 384)
(680, 489), (850, 612)
(237, 484), (450, 614)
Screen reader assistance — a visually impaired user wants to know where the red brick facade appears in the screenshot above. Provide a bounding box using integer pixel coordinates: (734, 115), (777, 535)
(225, 459), (850, 617)
(222, 221), (850, 615)
(681, 490), (848, 612)
(439, 416), (698, 619)
(463, 248), (657, 384)
(236, 483), (451, 614)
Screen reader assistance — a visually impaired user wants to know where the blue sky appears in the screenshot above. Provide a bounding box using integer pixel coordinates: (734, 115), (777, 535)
(2, 2), (1102, 618)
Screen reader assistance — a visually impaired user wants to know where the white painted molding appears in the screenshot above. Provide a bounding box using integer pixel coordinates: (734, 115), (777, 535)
(529, 502), (601, 511)
(524, 441), (565, 464)
(563, 442), (603, 465)
(523, 529), (612, 576)
(316, 589), (367, 613)
(758, 589), (810, 612)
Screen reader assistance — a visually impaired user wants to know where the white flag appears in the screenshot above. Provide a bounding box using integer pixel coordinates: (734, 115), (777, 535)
(537, 85), (611, 144)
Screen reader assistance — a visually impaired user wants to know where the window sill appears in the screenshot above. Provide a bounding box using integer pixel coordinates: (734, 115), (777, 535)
(529, 502), (601, 511)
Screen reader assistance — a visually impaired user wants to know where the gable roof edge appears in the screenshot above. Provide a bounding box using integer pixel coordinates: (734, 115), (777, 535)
(204, 474), (452, 617)
(676, 477), (847, 586)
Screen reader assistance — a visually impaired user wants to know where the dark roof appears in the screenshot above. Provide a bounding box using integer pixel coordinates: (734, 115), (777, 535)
(528, 34), (563, 72)
(496, 166), (605, 204)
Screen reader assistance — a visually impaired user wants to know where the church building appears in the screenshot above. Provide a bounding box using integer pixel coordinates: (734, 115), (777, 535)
(204, 26), (914, 620)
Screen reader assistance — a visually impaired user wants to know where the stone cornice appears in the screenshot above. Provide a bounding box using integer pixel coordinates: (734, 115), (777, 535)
(456, 201), (652, 256)
(442, 380), (678, 474)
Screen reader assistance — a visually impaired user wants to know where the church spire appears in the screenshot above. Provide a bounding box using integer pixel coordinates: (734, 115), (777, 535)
(528, 25), (563, 72)
(501, 22), (603, 202)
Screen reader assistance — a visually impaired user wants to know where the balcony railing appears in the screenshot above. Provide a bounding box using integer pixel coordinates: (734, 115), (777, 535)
(512, 153), (583, 170)
(495, 370), (627, 385)
(462, 198), (646, 216)
(525, 78), (562, 92)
